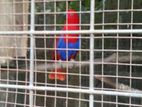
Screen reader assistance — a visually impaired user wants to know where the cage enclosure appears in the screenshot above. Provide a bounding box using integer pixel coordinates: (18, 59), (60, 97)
(0, 0), (141, 107)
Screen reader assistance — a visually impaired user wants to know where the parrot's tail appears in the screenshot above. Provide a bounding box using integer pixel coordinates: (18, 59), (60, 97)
(48, 68), (66, 81)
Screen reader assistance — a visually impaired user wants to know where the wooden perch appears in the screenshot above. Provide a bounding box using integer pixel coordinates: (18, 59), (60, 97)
(35, 52), (142, 71)
(95, 75), (142, 92)
(1, 52), (142, 92)
(34, 53), (142, 92)
(35, 61), (89, 71)
(100, 53), (142, 63)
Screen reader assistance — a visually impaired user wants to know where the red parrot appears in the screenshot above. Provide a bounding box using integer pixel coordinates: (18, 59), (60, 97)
(48, 9), (80, 81)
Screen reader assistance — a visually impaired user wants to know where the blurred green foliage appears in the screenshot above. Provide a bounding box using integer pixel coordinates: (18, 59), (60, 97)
(82, 0), (90, 10)
(69, 1), (79, 11)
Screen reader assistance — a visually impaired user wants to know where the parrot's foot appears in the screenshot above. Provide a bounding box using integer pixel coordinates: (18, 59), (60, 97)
(58, 59), (62, 64)
(70, 59), (75, 62)
(48, 69), (66, 81)
(69, 59), (75, 67)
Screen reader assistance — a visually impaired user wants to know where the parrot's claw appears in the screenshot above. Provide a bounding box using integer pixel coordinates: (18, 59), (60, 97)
(70, 59), (75, 62)
(59, 59), (62, 63)
(69, 59), (75, 67)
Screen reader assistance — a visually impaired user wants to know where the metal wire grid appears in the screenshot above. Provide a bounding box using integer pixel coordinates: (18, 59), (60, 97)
(0, 0), (141, 107)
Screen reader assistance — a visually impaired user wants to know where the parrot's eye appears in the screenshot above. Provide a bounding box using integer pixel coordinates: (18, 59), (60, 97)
(70, 13), (74, 17)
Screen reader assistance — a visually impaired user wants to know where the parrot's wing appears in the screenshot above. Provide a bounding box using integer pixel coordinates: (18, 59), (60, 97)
(56, 35), (80, 60)
(56, 35), (67, 60)
(67, 36), (80, 60)
(52, 35), (63, 60)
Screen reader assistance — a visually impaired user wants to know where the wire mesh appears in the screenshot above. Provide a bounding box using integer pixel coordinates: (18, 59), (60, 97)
(0, 0), (141, 107)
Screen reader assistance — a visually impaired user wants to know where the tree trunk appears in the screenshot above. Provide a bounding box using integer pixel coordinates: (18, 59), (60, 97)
(0, 0), (29, 107)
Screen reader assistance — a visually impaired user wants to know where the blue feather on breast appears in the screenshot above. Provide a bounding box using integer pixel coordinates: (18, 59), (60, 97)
(56, 36), (80, 60)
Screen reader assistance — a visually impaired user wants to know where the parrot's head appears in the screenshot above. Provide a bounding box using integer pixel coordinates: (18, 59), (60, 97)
(66, 9), (79, 24)
(63, 9), (80, 43)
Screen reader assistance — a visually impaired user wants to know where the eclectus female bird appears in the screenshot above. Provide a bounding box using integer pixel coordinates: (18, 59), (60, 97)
(48, 9), (80, 81)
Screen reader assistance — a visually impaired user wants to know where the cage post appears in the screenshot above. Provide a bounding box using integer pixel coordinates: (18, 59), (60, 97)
(89, 0), (95, 107)
(29, 0), (35, 107)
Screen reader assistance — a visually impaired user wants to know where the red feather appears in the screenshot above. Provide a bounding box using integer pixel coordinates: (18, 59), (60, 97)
(63, 9), (79, 43)
(48, 69), (66, 81)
